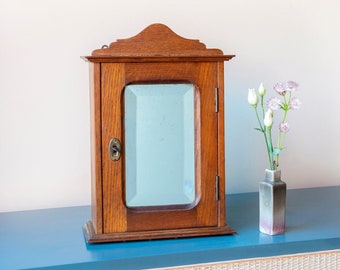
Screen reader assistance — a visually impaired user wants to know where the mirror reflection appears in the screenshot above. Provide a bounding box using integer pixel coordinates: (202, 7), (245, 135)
(124, 84), (195, 207)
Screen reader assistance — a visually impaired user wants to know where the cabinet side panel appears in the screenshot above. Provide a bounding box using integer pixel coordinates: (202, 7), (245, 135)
(89, 63), (103, 233)
(195, 62), (218, 226)
(101, 63), (127, 233)
(217, 62), (226, 226)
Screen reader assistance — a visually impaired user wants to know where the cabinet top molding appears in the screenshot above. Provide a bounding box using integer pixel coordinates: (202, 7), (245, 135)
(83, 23), (235, 62)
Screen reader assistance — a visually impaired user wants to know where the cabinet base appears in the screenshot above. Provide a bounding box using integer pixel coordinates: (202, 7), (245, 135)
(83, 221), (235, 243)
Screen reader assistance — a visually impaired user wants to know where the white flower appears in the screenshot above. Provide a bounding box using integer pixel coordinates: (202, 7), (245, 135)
(258, 83), (266, 97)
(264, 109), (273, 128)
(248, 88), (258, 107)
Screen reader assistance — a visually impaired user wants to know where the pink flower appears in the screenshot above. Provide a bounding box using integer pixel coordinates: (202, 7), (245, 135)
(283, 81), (299, 92)
(289, 97), (302, 110)
(267, 97), (282, 111)
(279, 121), (290, 133)
(273, 83), (286, 95)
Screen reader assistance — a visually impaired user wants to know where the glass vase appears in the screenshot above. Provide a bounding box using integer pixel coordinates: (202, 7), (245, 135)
(259, 169), (286, 235)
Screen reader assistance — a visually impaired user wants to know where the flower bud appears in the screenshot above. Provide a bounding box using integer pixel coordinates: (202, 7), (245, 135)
(258, 82), (266, 97)
(264, 109), (273, 128)
(248, 88), (258, 107)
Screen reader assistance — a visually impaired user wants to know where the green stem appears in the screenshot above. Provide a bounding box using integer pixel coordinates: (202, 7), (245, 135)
(275, 92), (291, 169)
(267, 127), (274, 170)
(261, 96), (265, 119)
(254, 107), (274, 170)
(254, 107), (264, 131)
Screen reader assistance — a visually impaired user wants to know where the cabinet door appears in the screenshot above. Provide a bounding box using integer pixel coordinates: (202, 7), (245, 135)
(101, 62), (219, 233)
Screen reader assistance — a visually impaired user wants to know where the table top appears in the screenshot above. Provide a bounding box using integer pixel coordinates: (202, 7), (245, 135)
(1, 186), (339, 269)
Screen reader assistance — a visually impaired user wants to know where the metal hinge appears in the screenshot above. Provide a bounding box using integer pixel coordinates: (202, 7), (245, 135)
(215, 87), (219, 112)
(215, 175), (219, 200)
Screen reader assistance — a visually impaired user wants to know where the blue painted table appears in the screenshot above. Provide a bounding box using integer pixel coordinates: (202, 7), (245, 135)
(1, 186), (339, 269)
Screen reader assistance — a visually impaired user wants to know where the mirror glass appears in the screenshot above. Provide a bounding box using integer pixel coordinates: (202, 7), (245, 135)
(124, 84), (195, 207)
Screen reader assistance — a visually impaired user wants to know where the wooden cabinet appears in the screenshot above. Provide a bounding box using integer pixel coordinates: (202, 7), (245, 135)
(82, 24), (235, 243)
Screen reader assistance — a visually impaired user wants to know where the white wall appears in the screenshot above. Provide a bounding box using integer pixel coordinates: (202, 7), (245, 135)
(1, 0), (339, 212)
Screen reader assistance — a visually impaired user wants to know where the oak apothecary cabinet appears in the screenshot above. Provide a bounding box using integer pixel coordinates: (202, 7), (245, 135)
(82, 24), (235, 243)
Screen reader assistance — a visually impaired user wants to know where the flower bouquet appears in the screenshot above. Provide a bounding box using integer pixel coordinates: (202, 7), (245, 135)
(248, 81), (302, 170)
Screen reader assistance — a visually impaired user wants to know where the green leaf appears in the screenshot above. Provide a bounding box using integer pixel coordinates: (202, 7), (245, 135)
(254, 128), (264, 133)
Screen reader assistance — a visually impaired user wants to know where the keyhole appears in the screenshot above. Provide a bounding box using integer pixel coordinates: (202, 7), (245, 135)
(108, 138), (121, 161)
(112, 145), (119, 155)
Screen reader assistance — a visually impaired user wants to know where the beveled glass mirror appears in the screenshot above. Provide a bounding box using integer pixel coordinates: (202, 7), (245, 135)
(124, 84), (195, 208)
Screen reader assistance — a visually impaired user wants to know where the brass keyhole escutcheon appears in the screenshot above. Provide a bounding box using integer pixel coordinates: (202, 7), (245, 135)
(108, 138), (121, 161)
